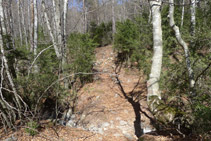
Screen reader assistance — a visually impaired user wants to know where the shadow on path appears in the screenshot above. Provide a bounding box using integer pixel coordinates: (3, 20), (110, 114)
(114, 72), (144, 138)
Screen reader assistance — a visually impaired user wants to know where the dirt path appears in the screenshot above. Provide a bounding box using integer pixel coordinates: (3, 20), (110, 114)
(2, 45), (173, 141)
(71, 45), (154, 140)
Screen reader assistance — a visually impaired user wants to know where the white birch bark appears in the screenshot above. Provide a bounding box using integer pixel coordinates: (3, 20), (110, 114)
(52, 0), (58, 38)
(20, 1), (29, 47)
(0, 0), (6, 34)
(190, 0), (196, 36)
(147, 0), (163, 110)
(63, 0), (68, 53)
(42, 0), (61, 59)
(17, 0), (23, 46)
(169, 0), (195, 97)
(53, 0), (62, 47)
(83, 0), (87, 33)
(33, 0), (38, 72)
(181, 0), (185, 27)
(30, 0), (34, 52)
(112, 0), (116, 35)
(0, 0), (22, 114)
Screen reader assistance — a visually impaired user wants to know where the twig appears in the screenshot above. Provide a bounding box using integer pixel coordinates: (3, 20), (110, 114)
(27, 44), (54, 76)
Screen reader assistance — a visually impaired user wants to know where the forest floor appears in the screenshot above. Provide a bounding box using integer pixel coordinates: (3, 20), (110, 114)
(1, 45), (194, 141)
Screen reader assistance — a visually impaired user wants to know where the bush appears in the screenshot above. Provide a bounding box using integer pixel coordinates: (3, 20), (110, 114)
(67, 33), (97, 83)
(89, 22), (112, 47)
(113, 18), (152, 75)
(25, 121), (39, 136)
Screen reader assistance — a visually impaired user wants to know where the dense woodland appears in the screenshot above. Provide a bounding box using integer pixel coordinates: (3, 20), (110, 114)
(0, 0), (210, 140)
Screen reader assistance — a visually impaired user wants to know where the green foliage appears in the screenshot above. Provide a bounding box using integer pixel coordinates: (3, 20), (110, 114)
(159, 5), (211, 136)
(67, 33), (97, 83)
(25, 121), (39, 136)
(89, 22), (112, 47)
(113, 18), (152, 75)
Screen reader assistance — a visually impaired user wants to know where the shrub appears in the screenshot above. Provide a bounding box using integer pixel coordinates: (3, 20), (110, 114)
(67, 33), (97, 83)
(89, 22), (112, 47)
(25, 121), (39, 136)
(113, 18), (152, 75)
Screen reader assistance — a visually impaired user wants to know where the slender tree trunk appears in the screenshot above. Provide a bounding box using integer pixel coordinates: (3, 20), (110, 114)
(30, 0), (34, 52)
(53, 0), (62, 54)
(181, 0), (185, 27)
(20, 1), (29, 47)
(41, 0), (61, 59)
(147, 0), (163, 110)
(33, 0), (38, 73)
(148, 8), (152, 24)
(52, 0), (57, 38)
(17, 0), (23, 46)
(190, 0), (196, 36)
(112, 0), (116, 36)
(0, 0), (22, 116)
(8, 0), (15, 48)
(63, 0), (68, 55)
(83, 0), (87, 33)
(169, 0), (195, 97)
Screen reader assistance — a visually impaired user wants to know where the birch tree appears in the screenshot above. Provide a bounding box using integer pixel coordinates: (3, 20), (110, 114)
(0, 0), (27, 120)
(181, 0), (185, 27)
(17, 0), (23, 46)
(190, 0), (196, 36)
(83, 0), (87, 33)
(63, 0), (68, 48)
(112, 0), (116, 36)
(33, 0), (38, 73)
(147, 0), (163, 110)
(41, 0), (61, 59)
(169, 0), (195, 97)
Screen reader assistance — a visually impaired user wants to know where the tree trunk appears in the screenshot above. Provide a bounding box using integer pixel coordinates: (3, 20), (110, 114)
(17, 0), (23, 46)
(181, 0), (185, 27)
(83, 0), (87, 33)
(63, 0), (68, 58)
(30, 0), (34, 52)
(169, 0), (195, 97)
(190, 0), (196, 36)
(147, 0), (163, 110)
(0, 0), (23, 117)
(33, 0), (38, 73)
(112, 0), (116, 36)
(41, 0), (61, 59)
(20, 0), (29, 47)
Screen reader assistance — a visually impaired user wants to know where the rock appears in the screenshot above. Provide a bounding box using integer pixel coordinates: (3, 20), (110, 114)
(102, 122), (110, 127)
(4, 135), (17, 141)
(115, 93), (119, 98)
(123, 133), (135, 141)
(98, 128), (104, 134)
(96, 96), (100, 100)
(119, 120), (127, 126)
(116, 117), (121, 120)
(66, 120), (76, 127)
(113, 133), (121, 137)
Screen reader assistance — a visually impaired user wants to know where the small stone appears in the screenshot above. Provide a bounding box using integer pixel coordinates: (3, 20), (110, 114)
(116, 117), (121, 120)
(4, 135), (17, 141)
(66, 120), (76, 127)
(98, 128), (104, 134)
(96, 96), (100, 100)
(119, 120), (127, 126)
(124, 110), (129, 114)
(113, 133), (121, 137)
(102, 122), (110, 127)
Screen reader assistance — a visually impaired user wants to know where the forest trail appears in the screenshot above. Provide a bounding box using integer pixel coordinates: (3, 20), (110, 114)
(3, 45), (171, 141)
(72, 45), (153, 140)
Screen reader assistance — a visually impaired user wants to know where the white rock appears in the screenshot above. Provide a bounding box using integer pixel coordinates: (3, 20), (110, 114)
(102, 122), (110, 127)
(119, 120), (127, 126)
